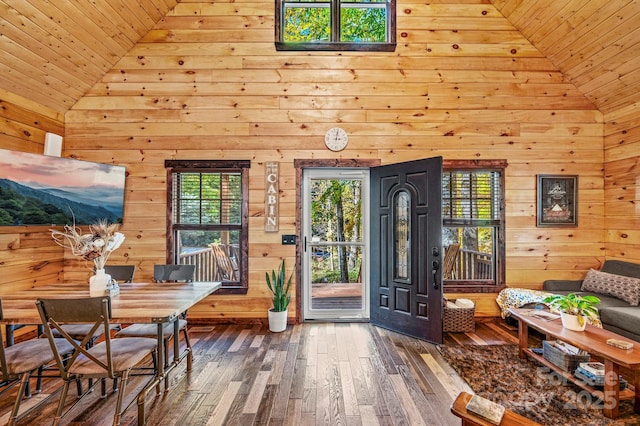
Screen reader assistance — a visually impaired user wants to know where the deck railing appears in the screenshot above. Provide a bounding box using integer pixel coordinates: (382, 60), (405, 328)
(451, 248), (493, 280)
(179, 245), (492, 282)
(179, 247), (217, 281)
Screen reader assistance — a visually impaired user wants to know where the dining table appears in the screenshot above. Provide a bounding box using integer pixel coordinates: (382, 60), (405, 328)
(0, 280), (221, 425)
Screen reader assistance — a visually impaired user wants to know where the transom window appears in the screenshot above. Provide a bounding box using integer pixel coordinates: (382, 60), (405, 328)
(442, 161), (506, 292)
(166, 160), (250, 294)
(275, 0), (396, 51)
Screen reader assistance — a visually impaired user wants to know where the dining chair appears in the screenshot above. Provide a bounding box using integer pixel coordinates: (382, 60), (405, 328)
(114, 264), (195, 369)
(0, 300), (75, 426)
(36, 296), (157, 426)
(53, 265), (128, 345)
(104, 264), (136, 283)
(153, 264), (196, 282)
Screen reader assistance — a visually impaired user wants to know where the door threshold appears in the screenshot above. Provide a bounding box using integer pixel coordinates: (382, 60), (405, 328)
(304, 318), (370, 323)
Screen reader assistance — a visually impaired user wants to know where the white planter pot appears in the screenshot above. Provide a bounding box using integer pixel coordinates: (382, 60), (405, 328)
(268, 309), (288, 332)
(560, 311), (587, 331)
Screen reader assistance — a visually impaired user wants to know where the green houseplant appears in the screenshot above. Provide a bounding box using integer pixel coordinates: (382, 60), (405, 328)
(266, 259), (293, 332)
(543, 293), (600, 331)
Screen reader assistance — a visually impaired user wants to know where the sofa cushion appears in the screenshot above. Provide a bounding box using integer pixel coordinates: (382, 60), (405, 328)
(598, 307), (640, 339)
(601, 260), (640, 280)
(580, 268), (640, 306)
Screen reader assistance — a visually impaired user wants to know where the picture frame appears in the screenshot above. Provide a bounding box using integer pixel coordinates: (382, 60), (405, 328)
(0, 149), (126, 226)
(537, 175), (578, 227)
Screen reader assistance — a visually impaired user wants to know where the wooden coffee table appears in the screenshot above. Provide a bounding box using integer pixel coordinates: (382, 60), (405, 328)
(508, 308), (640, 419)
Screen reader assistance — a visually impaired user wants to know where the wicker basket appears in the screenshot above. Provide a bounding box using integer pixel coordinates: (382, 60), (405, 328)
(542, 340), (590, 373)
(443, 299), (475, 333)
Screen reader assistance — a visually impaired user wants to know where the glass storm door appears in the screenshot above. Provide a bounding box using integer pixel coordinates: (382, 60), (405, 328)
(302, 168), (369, 320)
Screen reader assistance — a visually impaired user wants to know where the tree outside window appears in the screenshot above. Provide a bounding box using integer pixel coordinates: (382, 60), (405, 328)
(276, 0), (396, 51)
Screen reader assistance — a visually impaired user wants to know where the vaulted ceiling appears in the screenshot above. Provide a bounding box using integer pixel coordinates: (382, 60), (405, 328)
(0, 0), (638, 116)
(0, 0), (178, 114)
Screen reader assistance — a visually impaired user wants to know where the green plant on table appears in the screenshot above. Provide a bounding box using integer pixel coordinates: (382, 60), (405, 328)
(266, 259), (292, 312)
(543, 293), (601, 326)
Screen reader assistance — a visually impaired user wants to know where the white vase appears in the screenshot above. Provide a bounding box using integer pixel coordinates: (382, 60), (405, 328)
(89, 268), (111, 296)
(268, 309), (288, 332)
(560, 311), (587, 331)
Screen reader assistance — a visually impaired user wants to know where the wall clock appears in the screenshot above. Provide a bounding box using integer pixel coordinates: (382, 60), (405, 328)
(324, 127), (348, 151)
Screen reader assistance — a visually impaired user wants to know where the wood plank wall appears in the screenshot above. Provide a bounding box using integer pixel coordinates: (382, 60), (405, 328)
(59, 0), (604, 319)
(3, 0), (634, 320)
(604, 105), (640, 263)
(0, 89), (66, 293)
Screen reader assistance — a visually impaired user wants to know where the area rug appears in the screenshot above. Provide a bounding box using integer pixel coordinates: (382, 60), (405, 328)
(437, 344), (639, 426)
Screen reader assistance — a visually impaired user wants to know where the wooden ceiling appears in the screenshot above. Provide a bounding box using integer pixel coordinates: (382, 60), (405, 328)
(0, 0), (638, 117)
(493, 0), (640, 116)
(0, 0), (178, 114)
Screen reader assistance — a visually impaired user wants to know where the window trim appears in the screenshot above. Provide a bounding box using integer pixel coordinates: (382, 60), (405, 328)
(442, 159), (507, 293)
(275, 0), (396, 52)
(165, 160), (250, 295)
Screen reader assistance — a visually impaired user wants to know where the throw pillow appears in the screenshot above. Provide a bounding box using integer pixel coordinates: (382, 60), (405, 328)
(580, 268), (640, 306)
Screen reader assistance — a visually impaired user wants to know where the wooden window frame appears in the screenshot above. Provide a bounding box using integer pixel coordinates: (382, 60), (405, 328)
(165, 160), (250, 295)
(275, 0), (396, 52)
(442, 160), (507, 294)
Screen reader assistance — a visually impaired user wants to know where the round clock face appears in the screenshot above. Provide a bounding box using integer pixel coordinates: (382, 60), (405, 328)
(324, 127), (348, 151)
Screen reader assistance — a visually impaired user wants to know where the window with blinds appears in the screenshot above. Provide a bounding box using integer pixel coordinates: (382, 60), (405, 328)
(442, 168), (505, 291)
(166, 160), (250, 294)
(173, 172), (242, 226)
(443, 171), (501, 224)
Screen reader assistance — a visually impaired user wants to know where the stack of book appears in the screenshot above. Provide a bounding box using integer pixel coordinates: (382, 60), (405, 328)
(575, 362), (627, 389)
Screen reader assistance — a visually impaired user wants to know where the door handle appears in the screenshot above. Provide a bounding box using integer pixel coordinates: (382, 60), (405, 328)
(432, 260), (440, 290)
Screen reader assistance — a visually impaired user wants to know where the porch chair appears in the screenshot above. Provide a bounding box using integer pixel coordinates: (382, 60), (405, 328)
(210, 243), (238, 281)
(0, 300), (75, 426)
(114, 264), (195, 369)
(36, 296), (157, 426)
(442, 243), (460, 280)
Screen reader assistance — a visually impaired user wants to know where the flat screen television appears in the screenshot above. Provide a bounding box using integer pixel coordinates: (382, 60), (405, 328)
(0, 149), (126, 226)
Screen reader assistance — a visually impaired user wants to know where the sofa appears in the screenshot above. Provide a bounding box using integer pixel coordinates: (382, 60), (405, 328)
(543, 260), (640, 343)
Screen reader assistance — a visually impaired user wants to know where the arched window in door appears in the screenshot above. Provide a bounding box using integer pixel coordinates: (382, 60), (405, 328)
(394, 190), (410, 281)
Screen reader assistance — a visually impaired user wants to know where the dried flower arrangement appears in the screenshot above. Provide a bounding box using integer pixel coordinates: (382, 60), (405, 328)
(51, 219), (125, 270)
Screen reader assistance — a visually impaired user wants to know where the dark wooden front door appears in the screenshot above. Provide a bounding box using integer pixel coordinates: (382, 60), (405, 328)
(370, 157), (443, 343)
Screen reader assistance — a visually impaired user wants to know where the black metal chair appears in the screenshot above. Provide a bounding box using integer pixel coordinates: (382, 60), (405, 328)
(36, 296), (157, 426)
(104, 264), (136, 283)
(0, 300), (75, 426)
(114, 264), (195, 369)
(152, 264), (196, 282)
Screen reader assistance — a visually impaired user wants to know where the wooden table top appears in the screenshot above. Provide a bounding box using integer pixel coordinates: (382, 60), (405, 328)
(508, 308), (640, 369)
(0, 281), (221, 325)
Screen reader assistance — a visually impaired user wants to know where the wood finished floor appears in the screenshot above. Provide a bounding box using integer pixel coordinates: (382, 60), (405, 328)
(4, 320), (521, 425)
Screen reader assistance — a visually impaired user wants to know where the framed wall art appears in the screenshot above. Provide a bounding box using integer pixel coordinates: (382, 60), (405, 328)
(537, 175), (578, 227)
(538, 175), (578, 227)
(0, 149), (126, 226)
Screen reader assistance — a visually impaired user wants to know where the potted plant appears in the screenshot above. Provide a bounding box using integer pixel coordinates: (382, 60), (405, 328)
(543, 293), (601, 331)
(266, 259), (293, 332)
